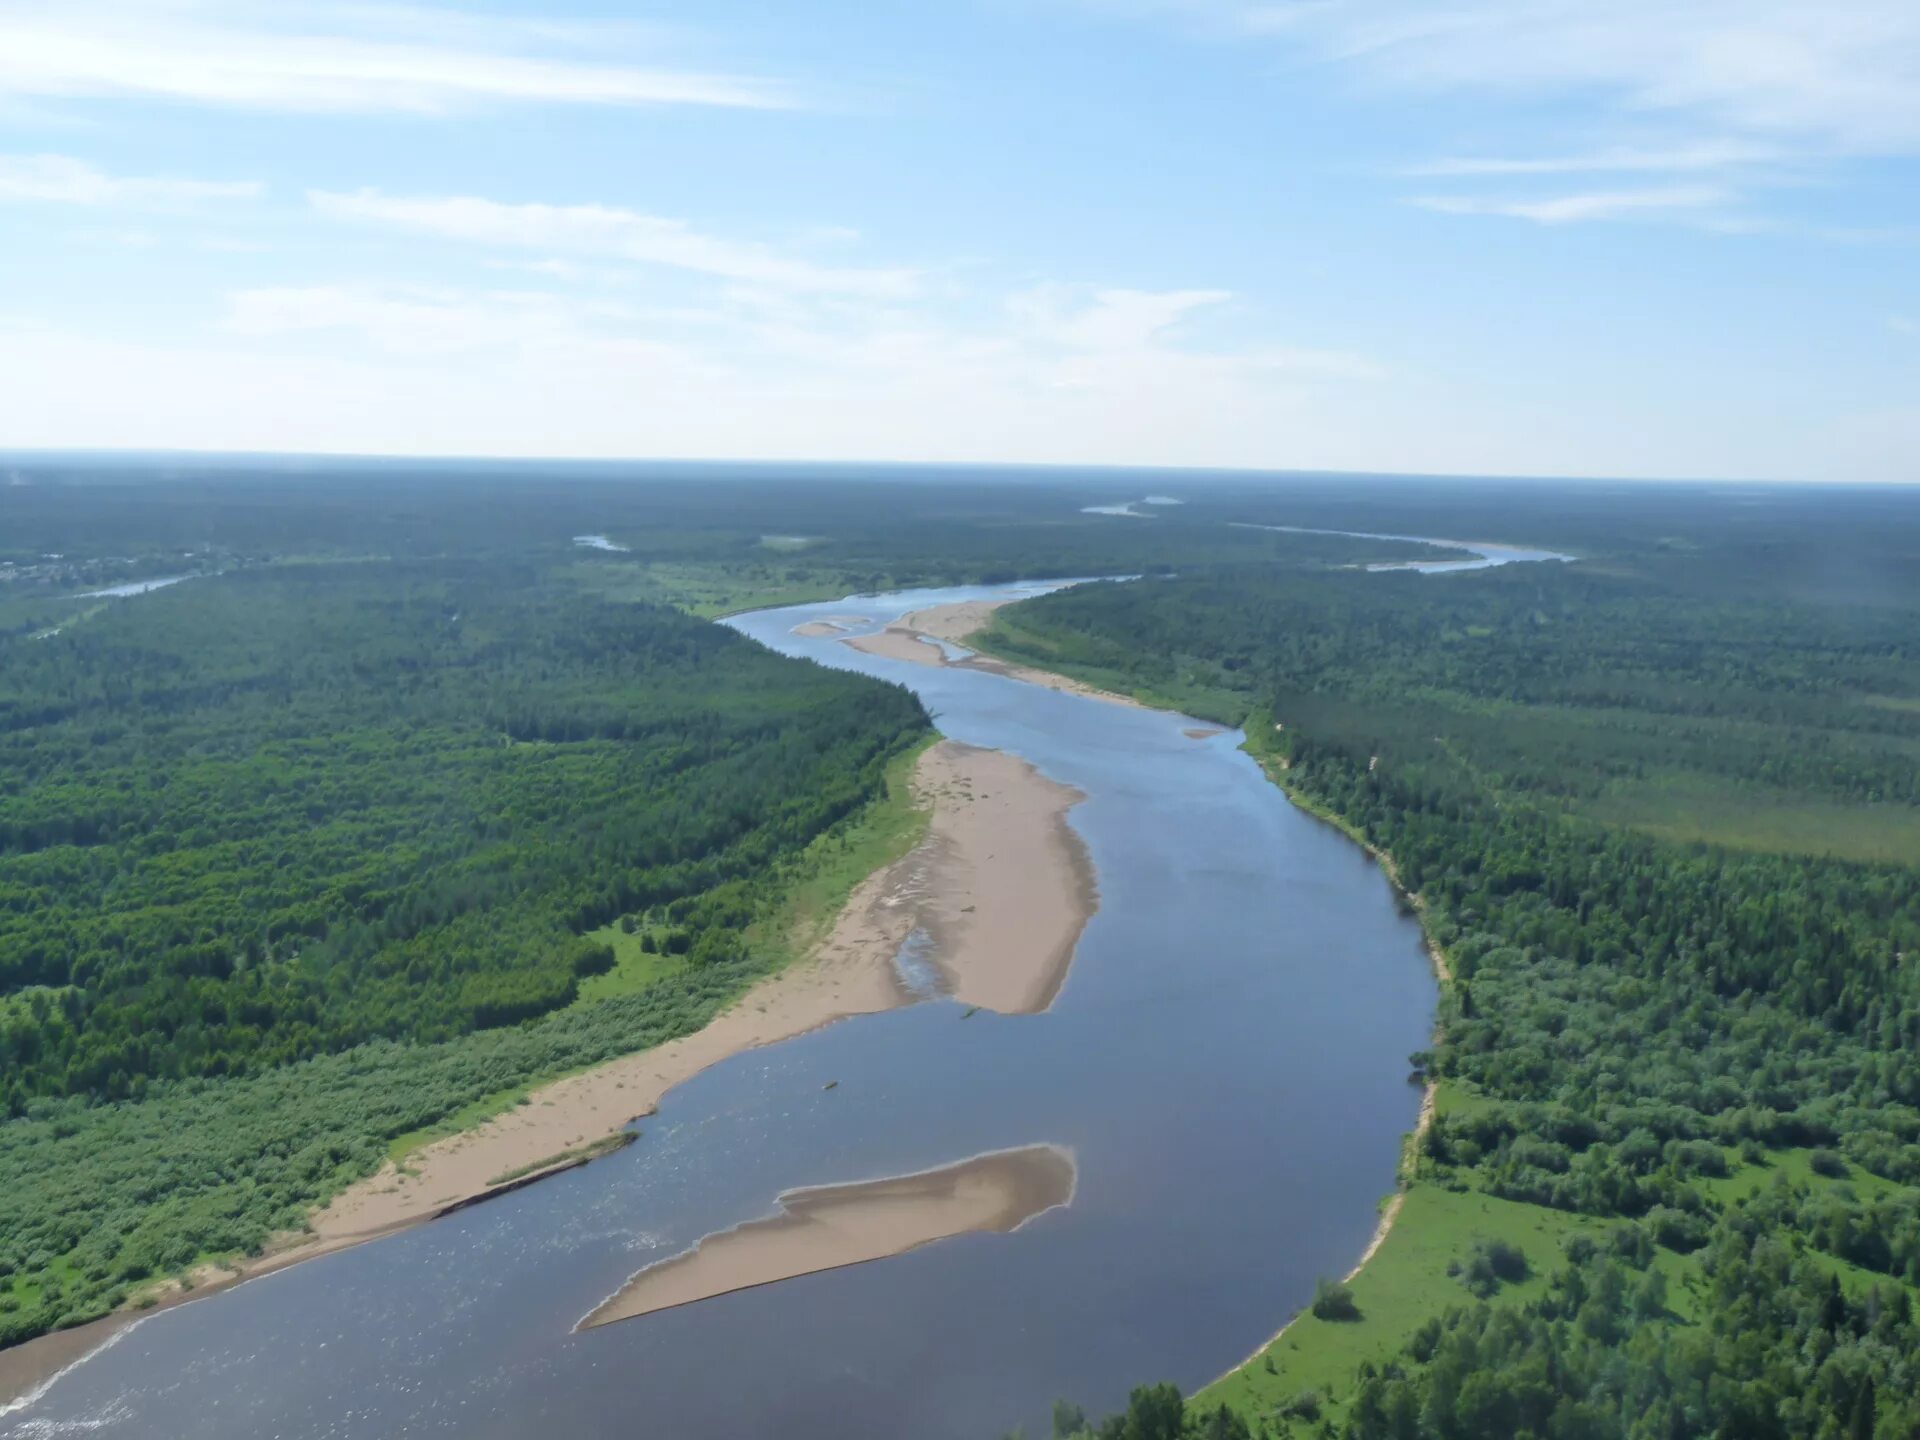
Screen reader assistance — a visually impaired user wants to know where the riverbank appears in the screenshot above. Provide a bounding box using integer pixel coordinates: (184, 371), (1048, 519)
(0, 735), (1096, 1409)
(582, 1144), (1077, 1327)
(838, 598), (1146, 708)
(302, 740), (1092, 1244)
(927, 610), (1458, 1404)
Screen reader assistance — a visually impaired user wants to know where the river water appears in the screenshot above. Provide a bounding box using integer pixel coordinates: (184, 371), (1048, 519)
(1228, 523), (1574, 573)
(2, 582), (1436, 1440)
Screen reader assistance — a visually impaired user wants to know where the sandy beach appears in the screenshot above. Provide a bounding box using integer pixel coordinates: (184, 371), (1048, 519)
(309, 738), (1090, 1241)
(791, 615), (867, 637)
(0, 731), (1099, 1407)
(841, 598), (1145, 708)
(582, 1144), (1077, 1327)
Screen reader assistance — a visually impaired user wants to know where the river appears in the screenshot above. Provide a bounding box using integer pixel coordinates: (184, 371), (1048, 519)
(1, 581), (1436, 1440)
(1227, 523), (1574, 573)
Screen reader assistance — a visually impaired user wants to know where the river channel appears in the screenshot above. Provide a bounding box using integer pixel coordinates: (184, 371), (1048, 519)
(2, 581), (1437, 1440)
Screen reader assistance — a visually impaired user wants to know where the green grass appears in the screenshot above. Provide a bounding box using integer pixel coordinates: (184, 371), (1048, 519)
(1698, 1145), (1907, 1207)
(1201, 1138), (1919, 1430)
(1199, 1180), (1613, 1423)
(1581, 772), (1920, 866)
(575, 923), (686, 1003)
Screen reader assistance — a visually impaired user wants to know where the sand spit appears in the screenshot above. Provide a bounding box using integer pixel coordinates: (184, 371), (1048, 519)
(791, 615), (867, 637)
(905, 741), (1095, 1014)
(308, 740), (1088, 1245)
(581, 1144), (1076, 1328)
(840, 599), (1145, 708)
(0, 736), (1099, 1406)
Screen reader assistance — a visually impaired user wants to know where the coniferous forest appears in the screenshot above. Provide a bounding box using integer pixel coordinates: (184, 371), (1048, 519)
(3, 459), (1918, 1439)
(983, 495), (1920, 1438)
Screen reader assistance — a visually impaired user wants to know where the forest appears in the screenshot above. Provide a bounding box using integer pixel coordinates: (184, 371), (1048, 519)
(0, 492), (944, 1345)
(6, 461), (1920, 1427)
(986, 518), (1920, 1437)
(0, 561), (926, 1105)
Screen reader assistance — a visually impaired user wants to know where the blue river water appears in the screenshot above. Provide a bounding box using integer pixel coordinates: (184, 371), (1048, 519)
(2, 582), (1436, 1440)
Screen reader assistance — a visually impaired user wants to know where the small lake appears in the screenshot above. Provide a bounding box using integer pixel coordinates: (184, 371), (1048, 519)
(2, 581), (1436, 1440)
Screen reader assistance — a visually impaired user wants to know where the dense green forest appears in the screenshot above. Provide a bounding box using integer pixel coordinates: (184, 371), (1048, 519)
(0, 562), (925, 1105)
(0, 481), (955, 1346)
(985, 525), (1920, 1437)
(8, 461), (1920, 1427)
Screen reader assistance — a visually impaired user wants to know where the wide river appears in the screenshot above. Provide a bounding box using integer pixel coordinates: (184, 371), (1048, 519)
(2, 582), (1436, 1440)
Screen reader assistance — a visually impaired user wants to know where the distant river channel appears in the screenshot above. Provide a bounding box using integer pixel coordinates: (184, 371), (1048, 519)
(3, 581), (1436, 1440)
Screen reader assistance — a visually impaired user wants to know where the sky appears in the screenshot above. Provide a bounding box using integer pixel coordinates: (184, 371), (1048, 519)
(1, 1), (1918, 481)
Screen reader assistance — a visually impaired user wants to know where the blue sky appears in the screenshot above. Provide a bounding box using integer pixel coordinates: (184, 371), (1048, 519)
(2, 1), (1918, 480)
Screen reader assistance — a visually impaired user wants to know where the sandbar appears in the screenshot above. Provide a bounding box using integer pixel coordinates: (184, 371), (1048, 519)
(840, 598), (1144, 708)
(305, 740), (1087, 1246)
(582, 1144), (1076, 1327)
(791, 615), (868, 637)
(1, 667), (1100, 1401)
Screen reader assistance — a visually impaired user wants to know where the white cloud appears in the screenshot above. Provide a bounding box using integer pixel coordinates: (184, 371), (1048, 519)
(1410, 140), (1788, 177)
(1008, 284), (1229, 350)
(1890, 314), (1917, 334)
(1074, 1), (1920, 228)
(0, 0), (793, 114)
(1007, 284), (1378, 382)
(0, 271), (1379, 468)
(1176, 1), (1920, 153)
(0, 153), (260, 207)
(1410, 185), (1733, 225)
(309, 189), (921, 299)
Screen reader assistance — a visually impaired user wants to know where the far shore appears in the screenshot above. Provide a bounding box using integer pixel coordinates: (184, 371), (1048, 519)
(0, 735), (1096, 1408)
(841, 598), (1146, 708)
(582, 1144), (1077, 1327)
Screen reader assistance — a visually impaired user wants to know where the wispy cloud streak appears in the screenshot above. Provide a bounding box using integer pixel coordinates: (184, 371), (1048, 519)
(0, 1), (795, 114)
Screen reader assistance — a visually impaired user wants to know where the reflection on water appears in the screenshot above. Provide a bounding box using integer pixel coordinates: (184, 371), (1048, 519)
(3, 581), (1435, 1440)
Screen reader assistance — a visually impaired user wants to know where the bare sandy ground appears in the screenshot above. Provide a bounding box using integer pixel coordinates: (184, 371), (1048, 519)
(791, 615), (868, 637)
(0, 737), (1099, 1406)
(308, 739), (1089, 1242)
(840, 598), (1145, 708)
(582, 1144), (1076, 1327)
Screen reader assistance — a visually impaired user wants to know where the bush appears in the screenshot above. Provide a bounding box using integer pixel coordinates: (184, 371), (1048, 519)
(1809, 1148), (1849, 1179)
(1312, 1278), (1362, 1321)
(1280, 1390), (1323, 1421)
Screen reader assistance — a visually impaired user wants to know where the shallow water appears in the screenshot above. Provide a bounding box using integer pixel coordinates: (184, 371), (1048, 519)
(2, 582), (1436, 1440)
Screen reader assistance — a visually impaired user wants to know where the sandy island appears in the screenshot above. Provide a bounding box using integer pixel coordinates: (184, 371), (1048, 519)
(0, 735), (1098, 1406)
(582, 1144), (1076, 1327)
(791, 615), (868, 638)
(841, 598), (1144, 708)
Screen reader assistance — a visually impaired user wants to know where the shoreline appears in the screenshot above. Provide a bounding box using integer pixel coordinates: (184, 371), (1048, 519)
(1197, 750), (1454, 1390)
(0, 732), (1096, 1407)
(869, 599), (1454, 1395)
(4, 588), (1444, 1418)
(580, 1144), (1078, 1328)
(838, 598), (1146, 708)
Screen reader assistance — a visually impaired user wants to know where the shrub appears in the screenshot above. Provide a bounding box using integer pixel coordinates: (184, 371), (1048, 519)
(1312, 1278), (1362, 1321)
